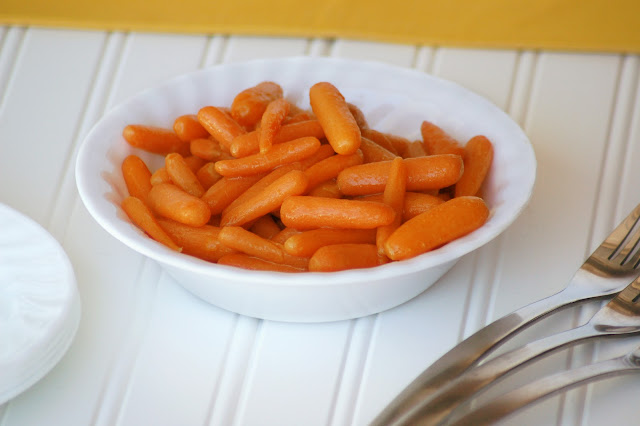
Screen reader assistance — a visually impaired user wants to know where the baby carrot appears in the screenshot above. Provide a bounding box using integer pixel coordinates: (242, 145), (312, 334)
(284, 228), (377, 257)
(259, 98), (290, 153)
(402, 141), (428, 158)
(455, 135), (494, 197)
(190, 138), (233, 162)
(385, 133), (413, 158)
(123, 125), (189, 156)
(221, 170), (309, 227)
(309, 244), (388, 272)
(217, 253), (303, 273)
(377, 157), (407, 255)
(337, 154), (463, 196)
(198, 106), (246, 150)
(360, 192), (445, 221)
(183, 155), (206, 173)
(280, 196), (395, 230)
(229, 120), (325, 158)
(347, 103), (368, 129)
(360, 128), (398, 155)
(250, 215), (282, 240)
(201, 173), (265, 215)
(173, 114), (210, 142)
(384, 196), (489, 260)
(147, 183), (211, 227)
(122, 155), (152, 201)
(307, 180), (342, 199)
(215, 136), (321, 177)
(298, 144), (336, 170)
(303, 150), (364, 190)
(150, 167), (171, 185)
(196, 162), (222, 190)
(283, 110), (315, 124)
(420, 120), (465, 157)
(359, 137), (397, 163)
(121, 196), (181, 251)
(230, 81), (283, 128)
(218, 226), (287, 264)
(157, 219), (235, 262)
(309, 82), (361, 155)
(271, 227), (302, 244)
(164, 153), (205, 198)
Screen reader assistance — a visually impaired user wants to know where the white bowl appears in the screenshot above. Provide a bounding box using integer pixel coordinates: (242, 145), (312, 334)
(75, 57), (535, 323)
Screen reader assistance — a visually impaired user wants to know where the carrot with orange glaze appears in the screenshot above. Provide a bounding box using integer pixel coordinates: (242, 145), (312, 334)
(360, 128), (398, 155)
(190, 138), (233, 162)
(147, 183), (211, 226)
(347, 103), (368, 129)
(359, 192), (444, 221)
(303, 150), (363, 190)
(280, 196), (395, 230)
(230, 120), (325, 158)
(218, 226), (287, 264)
(271, 227), (302, 244)
(359, 137), (397, 163)
(420, 120), (465, 157)
(309, 82), (361, 155)
(259, 98), (290, 153)
(201, 174), (265, 215)
(164, 153), (205, 197)
(384, 196), (489, 261)
(455, 135), (494, 197)
(173, 114), (210, 142)
(284, 228), (376, 257)
(377, 157), (407, 255)
(230, 81), (283, 128)
(337, 154), (463, 195)
(121, 196), (181, 251)
(195, 162), (222, 190)
(122, 155), (152, 201)
(217, 253), (303, 273)
(215, 136), (321, 177)
(307, 180), (342, 198)
(309, 244), (388, 272)
(197, 106), (246, 150)
(250, 215), (282, 240)
(123, 125), (189, 156)
(157, 219), (235, 262)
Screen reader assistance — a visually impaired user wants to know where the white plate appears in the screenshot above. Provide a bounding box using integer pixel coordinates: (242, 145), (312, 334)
(0, 203), (80, 404)
(76, 57), (535, 322)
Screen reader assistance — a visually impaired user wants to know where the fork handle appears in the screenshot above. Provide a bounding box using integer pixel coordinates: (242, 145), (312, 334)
(371, 287), (595, 426)
(446, 355), (639, 426)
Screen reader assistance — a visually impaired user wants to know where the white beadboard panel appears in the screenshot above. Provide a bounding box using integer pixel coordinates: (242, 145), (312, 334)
(0, 27), (25, 105)
(222, 36), (309, 63)
(233, 321), (353, 426)
(0, 28), (105, 225)
(330, 39), (416, 67)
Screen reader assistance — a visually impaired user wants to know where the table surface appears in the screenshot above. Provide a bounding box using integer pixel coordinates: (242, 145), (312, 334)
(1, 26), (640, 426)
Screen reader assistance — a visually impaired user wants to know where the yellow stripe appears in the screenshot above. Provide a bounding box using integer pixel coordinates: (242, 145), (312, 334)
(2, 0), (639, 52)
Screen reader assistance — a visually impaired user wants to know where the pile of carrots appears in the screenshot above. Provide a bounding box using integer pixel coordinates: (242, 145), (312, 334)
(120, 81), (493, 273)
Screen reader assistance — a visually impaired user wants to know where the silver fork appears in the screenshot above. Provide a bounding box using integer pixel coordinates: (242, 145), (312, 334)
(372, 203), (640, 426)
(400, 268), (640, 425)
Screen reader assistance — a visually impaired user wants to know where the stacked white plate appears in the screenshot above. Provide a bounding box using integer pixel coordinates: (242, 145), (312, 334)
(0, 203), (80, 404)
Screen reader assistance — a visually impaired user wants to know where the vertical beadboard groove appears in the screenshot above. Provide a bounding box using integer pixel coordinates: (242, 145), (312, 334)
(325, 320), (357, 426)
(0, 26), (26, 113)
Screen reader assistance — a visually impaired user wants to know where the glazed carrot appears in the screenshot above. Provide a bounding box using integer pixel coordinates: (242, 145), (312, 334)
(271, 227), (302, 244)
(196, 162), (222, 190)
(283, 110), (315, 124)
(197, 106), (246, 150)
(215, 136), (321, 177)
(183, 155), (206, 173)
(218, 253), (303, 273)
(190, 138), (233, 162)
(359, 137), (397, 163)
(121, 196), (181, 251)
(218, 226), (287, 264)
(164, 153), (205, 198)
(377, 157), (407, 255)
(157, 219), (235, 262)
(420, 120), (465, 157)
(309, 82), (361, 155)
(360, 192), (444, 221)
(360, 128), (398, 155)
(173, 114), (210, 142)
(250, 215), (282, 240)
(347, 103), (368, 129)
(123, 125), (189, 156)
(230, 81), (283, 127)
(221, 170), (309, 227)
(201, 174), (265, 215)
(307, 180), (342, 199)
(147, 183), (211, 227)
(229, 120), (325, 158)
(284, 228), (376, 257)
(309, 244), (388, 272)
(303, 150), (364, 190)
(222, 163), (303, 217)
(337, 154), (463, 196)
(298, 144), (336, 170)
(150, 167), (171, 185)
(280, 196), (395, 230)
(455, 135), (494, 197)
(259, 98), (290, 153)
(122, 155), (152, 201)
(402, 141), (428, 158)
(385, 133), (413, 157)
(384, 196), (489, 260)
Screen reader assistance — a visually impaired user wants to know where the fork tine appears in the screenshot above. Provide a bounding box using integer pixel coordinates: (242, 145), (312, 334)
(621, 230), (640, 268)
(601, 204), (640, 260)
